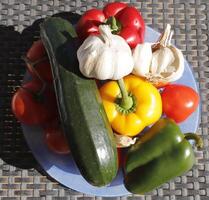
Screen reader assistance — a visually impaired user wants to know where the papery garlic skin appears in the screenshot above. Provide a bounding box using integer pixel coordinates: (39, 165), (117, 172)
(114, 133), (137, 148)
(77, 25), (134, 80)
(132, 43), (152, 76)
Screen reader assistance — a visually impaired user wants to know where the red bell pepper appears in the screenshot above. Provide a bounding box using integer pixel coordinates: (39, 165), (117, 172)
(76, 2), (145, 48)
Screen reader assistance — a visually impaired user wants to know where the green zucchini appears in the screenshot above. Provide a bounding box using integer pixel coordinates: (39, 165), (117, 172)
(40, 17), (118, 186)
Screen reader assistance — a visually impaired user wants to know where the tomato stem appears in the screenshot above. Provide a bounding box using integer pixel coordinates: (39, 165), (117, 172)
(117, 79), (133, 110)
(22, 55), (47, 96)
(21, 86), (44, 102)
(22, 55), (47, 83)
(184, 133), (203, 149)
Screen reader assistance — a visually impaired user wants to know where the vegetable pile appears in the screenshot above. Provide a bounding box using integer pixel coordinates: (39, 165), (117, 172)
(11, 2), (202, 195)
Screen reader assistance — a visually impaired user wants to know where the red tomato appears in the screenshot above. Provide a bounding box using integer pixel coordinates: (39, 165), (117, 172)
(161, 84), (199, 123)
(11, 80), (58, 125)
(26, 40), (53, 82)
(44, 122), (70, 154)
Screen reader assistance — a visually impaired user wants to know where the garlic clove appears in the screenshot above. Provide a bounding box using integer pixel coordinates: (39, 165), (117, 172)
(94, 47), (115, 80)
(77, 35), (102, 78)
(163, 46), (184, 82)
(113, 50), (134, 80)
(132, 43), (152, 77)
(150, 50), (158, 74)
(151, 47), (175, 74)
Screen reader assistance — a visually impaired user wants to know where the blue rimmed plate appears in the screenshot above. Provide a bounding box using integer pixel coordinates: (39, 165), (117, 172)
(22, 26), (200, 197)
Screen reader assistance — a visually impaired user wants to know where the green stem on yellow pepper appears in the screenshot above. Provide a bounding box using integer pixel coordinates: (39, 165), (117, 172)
(184, 133), (203, 149)
(117, 78), (133, 110)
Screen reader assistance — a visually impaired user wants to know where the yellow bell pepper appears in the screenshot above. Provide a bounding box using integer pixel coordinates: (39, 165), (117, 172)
(99, 75), (162, 136)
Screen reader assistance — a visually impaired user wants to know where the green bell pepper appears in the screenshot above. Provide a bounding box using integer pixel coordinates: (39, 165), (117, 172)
(124, 118), (203, 194)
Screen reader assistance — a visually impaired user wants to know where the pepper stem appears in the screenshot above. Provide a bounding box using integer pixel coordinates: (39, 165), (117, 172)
(106, 16), (121, 34)
(117, 79), (133, 110)
(184, 133), (203, 149)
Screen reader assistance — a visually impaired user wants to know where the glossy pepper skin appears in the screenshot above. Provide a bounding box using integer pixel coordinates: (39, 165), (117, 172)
(99, 75), (162, 136)
(76, 2), (145, 48)
(124, 118), (203, 194)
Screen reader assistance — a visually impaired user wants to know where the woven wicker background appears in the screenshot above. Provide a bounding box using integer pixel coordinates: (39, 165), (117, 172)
(0, 0), (209, 199)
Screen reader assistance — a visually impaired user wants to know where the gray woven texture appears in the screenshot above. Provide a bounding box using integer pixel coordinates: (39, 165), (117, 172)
(0, 0), (209, 199)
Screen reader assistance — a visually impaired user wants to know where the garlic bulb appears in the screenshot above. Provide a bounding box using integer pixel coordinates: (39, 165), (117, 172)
(133, 24), (184, 84)
(77, 25), (134, 80)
